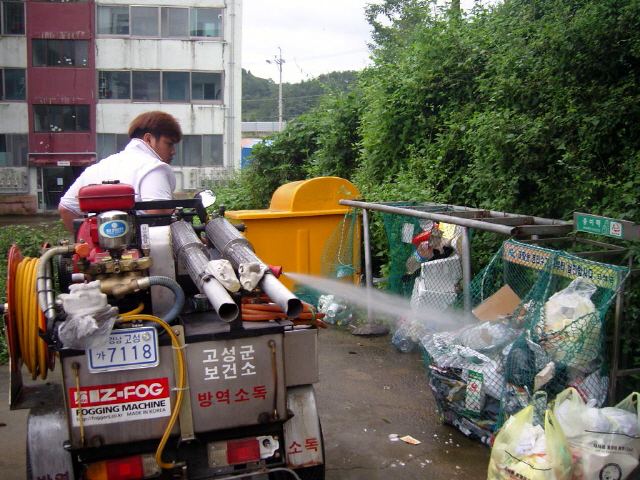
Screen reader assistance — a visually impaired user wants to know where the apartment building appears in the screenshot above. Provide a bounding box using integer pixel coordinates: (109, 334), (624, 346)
(0, 0), (241, 214)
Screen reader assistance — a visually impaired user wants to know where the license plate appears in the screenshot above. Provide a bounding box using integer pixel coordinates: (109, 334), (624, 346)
(87, 327), (159, 373)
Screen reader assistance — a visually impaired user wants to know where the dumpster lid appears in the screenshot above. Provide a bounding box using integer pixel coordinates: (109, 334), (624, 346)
(226, 177), (360, 219)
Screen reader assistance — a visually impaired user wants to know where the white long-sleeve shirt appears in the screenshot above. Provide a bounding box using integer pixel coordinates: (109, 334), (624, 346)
(59, 138), (176, 215)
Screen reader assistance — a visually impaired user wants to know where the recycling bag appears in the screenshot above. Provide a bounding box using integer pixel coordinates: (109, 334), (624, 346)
(488, 406), (572, 480)
(553, 388), (640, 480)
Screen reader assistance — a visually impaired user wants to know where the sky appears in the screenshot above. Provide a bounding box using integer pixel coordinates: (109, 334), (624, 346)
(241, 0), (495, 84)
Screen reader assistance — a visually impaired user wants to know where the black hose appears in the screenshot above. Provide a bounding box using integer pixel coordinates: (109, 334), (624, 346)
(147, 276), (185, 324)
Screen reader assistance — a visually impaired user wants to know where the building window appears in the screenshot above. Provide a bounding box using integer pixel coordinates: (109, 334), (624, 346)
(131, 6), (158, 37)
(32, 39), (89, 67)
(34, 105), (90, 132)
(97, 6), (222, 39)
(97, 6), (128, 35)
(0, 134), (28, 166)
(161, 7), (188, 38)
(192, 72), (221, 101)
(97, 133), (128, 160)
(98, 70), (130, 99)
(2, 1), (24, 35)
(174, 134), (222, 166)
(99, 70), (222, 102)
(163, 71), (189, 101)
(132, 71), (160, 101)
(190, 8), (221, 38)
(0, 68), (26, 100)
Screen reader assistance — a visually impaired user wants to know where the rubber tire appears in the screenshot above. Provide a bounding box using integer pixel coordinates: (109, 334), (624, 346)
(26, 439), (32, 480)
(294, 463), (325, 480)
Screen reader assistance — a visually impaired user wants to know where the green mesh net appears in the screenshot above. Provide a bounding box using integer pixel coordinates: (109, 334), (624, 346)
(380, 204), (456, 298)
(379, 206), (464, 352)
(320, 209), (361, 280)
(418, 239), (629, 443)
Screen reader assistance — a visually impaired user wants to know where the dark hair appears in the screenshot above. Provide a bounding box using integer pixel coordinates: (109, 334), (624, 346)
(128, 111), (183, 143)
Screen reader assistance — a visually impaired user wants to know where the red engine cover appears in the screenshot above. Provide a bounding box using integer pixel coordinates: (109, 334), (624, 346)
(78, 183), (135, 213)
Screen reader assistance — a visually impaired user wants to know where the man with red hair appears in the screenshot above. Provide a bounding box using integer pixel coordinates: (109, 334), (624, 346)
(58, 111), (183, 231)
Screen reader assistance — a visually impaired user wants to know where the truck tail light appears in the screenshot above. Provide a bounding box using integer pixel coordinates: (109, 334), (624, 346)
(85, 454), (161, 480)
(208, 436), (279, 468)
(227, 439), (261, 465)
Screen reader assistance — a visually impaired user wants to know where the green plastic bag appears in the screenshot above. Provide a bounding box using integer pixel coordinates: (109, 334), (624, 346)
(488, 406), (572, 480)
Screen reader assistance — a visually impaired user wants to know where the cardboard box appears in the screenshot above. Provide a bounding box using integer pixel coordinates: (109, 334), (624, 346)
(472, 284), (521, 322)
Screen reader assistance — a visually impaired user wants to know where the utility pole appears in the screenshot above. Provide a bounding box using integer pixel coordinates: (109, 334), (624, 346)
(266, 47), (285, 131)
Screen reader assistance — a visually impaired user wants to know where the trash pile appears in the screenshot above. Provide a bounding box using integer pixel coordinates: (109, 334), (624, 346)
(317, 294), (354, 326)
(391, 221), (463, 353)
(417, 239), (629, 449)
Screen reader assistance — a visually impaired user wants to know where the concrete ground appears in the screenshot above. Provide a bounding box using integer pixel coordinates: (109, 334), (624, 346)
(0, 325), (491, 479)
(316, 325), (490, 479)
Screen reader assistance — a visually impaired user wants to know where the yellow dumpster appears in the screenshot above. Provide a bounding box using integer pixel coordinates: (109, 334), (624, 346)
(225, 177), (361, 290)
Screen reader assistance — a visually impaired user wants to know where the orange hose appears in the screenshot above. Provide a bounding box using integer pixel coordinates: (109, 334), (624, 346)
(240, 298), (328, 328)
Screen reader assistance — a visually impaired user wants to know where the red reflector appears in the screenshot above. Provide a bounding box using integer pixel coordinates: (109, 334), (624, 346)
(226, 439), (261, 465)
(106, 456), (144, 480)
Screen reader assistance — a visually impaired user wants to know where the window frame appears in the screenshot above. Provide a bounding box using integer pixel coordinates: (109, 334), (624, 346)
(189, 8), (223, 39)
(161, 6), (188, 38)
(130, 5), (159, 37)
(96, 133), (128, 160)
(173, 134), (223, 167)
(33, 104), (91, 133)
(32, 39), (90, 68)
(0, 68), (26, 100)
(98, 70), (131, 99)
(96, 5), (223, 40)
(1, 1), (25, 36)
(0, 133), (28, 166)
(98, 70), (223, 104)
(97, 5), (129, 35)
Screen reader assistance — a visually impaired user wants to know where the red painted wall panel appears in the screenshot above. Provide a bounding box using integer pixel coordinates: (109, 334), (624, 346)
(27, 3), (93, 39)
(29, 69), (94, 103)
(30, 133), (92, 153)
(26, 0), (96, 161)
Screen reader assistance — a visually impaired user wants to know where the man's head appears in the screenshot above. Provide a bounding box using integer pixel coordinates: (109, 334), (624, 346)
(128, 111), (183, 164)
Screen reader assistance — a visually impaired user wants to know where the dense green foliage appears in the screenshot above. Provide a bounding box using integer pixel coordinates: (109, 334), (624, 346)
(223, 0), (640, 331)
(225, 0), (640, 244)
(242, 69), (360, 122)
(222, 0), (640, 396)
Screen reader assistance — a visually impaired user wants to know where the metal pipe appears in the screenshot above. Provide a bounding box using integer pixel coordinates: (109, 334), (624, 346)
(424, 203), (571, 226)
(259, 274), (303, 318)
(362, 208), (373, 323)
(609, 263), (630, 405)
(339, 199), (517, 235)
(170, 221), (238, 322)
(205, 217), (302, 318)
(37, 244), (78, 321)
(461, 227), (472, 309)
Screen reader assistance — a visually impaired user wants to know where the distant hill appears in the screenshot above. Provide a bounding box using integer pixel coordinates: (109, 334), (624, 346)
(242, 69), (359, 122)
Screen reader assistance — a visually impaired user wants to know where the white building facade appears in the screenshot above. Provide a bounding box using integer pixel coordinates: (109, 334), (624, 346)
(0, 0), (242, 213)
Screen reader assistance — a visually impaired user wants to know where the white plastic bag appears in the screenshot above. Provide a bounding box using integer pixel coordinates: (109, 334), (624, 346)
(488, 405), (572, 480)
(541, 278), (600, 371)
(553, 387), (640, 480)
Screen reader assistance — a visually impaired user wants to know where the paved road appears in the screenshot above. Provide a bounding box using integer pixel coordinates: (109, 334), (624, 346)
(0, 325), (491, 479)
(317, 326), (490, 479)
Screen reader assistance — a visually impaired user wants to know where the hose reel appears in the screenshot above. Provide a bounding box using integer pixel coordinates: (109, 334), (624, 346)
(6, 244), (55, 380)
